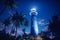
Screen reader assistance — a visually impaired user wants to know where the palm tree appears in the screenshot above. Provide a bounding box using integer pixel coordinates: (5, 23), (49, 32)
(11, 11), (28, 39)
(0, 0), (17, 16)
(19, 13), (29, 40)
(11, 11), (19, 38)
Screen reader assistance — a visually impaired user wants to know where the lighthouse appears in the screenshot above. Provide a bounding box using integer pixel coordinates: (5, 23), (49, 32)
(30, 8), (38, 37)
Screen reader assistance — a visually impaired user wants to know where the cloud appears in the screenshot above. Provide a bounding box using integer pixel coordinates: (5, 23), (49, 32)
(37, 19), (49, 26)
(42, 26), (48, 32)
(37, 19), (45, 25)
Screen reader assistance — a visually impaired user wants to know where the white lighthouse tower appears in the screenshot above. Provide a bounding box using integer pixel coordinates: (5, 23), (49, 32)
(30, 8), (38, 37)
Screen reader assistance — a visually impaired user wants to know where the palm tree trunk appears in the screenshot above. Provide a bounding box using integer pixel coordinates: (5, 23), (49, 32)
(10, 26), (13, 35)
(9, 26), (14, 40)
(15, 26), (17, 40)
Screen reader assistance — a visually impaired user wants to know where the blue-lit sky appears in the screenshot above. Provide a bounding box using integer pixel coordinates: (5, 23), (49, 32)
(0, 0), (60, 35)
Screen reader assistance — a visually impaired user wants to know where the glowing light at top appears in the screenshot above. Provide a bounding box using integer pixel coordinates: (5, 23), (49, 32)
(31, 8), (36, 12)
(30, 8), (38, 15)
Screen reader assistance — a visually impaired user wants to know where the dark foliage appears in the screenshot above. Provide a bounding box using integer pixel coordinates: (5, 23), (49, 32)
(48, 15), (60, 40)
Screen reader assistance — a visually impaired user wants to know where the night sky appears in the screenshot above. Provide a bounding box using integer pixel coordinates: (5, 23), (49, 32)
(0, 0), (60, 35)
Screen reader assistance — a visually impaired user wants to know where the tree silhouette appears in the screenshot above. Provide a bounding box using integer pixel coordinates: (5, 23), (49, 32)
(48, 15), (60, 40)
(11, 11), (29, 39)
(11, 11), (20, 39)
